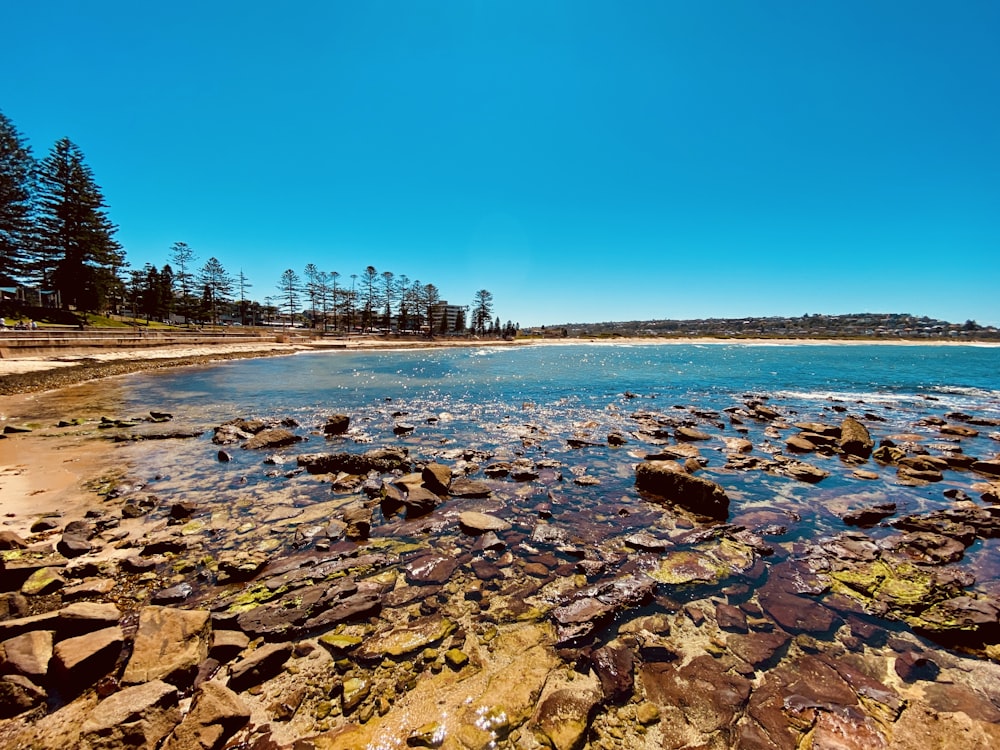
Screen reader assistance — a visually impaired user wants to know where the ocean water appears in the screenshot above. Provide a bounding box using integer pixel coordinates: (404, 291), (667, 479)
(114, 343), (1000, 563)
(122, 342), (1000, 424)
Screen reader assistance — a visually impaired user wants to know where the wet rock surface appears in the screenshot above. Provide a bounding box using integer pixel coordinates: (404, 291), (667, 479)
(2, 388), (1000, 749)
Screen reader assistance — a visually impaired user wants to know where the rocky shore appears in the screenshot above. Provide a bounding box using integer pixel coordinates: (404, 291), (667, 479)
(1, 351), (1000, 748)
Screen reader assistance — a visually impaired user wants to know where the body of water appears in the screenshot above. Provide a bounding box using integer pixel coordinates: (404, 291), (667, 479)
(115, 343), (1000, 580)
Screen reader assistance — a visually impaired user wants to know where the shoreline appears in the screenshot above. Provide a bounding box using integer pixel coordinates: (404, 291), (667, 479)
(1, 337), (1000, 747)
(1, 335), (997, 397)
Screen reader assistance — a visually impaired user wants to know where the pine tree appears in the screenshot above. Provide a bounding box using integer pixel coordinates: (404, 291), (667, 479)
(423, 283), (440, 338)
(169, 242), (196, 324)
(304, 263), (321, 327)
(237, 269), (253, 325)
(362, 265), (378, 332)
(472, 289), (493, 335)
(0, 111), (35, 284)
(279, 268), (301, 327)
(33, 138), (123, 311)
(198, 257), (233, 325)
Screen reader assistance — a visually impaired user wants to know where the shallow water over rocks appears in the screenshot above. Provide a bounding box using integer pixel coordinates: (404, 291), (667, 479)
(3, 344), (1000, 748)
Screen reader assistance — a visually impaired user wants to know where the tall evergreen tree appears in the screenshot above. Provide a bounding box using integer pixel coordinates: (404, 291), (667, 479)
(381, 270), (394, 330)
(279, 268), (301, 327)
(33, 138), (123, 311)
(169, 241), (196, 324)
(237, 269), (252, 325)
(0, 111), (35, 284)
(198, 257), (233, 325)
(472, 289), (494, 335)
(329, 271), (341, 330)
(362, 265), (378, 331)
(303, 263), (321, 327)
(423, 283), (440, 338)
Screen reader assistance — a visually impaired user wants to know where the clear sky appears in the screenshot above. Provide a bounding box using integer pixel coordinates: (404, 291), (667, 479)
(3, 1), (998, 327)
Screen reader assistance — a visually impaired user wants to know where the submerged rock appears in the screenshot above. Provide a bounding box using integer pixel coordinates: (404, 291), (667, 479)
(458, 511), (510, 534)
(298, 447), (411, 475)
(243, 428), (303, 451)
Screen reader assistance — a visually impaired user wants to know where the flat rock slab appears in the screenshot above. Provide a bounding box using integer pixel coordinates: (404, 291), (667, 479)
(404, 554), (459, 584)
(458, 511), (511, 533)
(227, 643), (292, 693)
(123, 606), (211, 687)
(53, 626), (124, 694)
(243, 428), (303, 450)
(449, 478), (492, 497)
(80, 679), (180, 750)
(0, 629), (53, 680)
(355, 616), (455, 662)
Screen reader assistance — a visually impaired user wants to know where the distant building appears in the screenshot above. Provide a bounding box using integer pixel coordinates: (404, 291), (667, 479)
(428, 302), (465, 333)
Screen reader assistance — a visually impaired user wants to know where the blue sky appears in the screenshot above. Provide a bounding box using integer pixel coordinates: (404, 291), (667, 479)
(3, 1), (998, 327)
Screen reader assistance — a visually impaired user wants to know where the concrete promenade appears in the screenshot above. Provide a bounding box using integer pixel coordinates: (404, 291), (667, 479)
(0, 328), (292, 358)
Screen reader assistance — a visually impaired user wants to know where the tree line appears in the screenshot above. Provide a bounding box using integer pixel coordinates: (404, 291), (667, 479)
(0, 112), (122, 311)
(1, 110), (515, 336)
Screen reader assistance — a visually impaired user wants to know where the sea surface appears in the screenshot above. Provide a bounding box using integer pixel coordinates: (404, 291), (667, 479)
(111, 341), (1000, 576)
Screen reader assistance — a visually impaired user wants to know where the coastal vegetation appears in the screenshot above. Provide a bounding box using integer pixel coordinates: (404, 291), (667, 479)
(0, 110), (512, 336)
(544, 312), (1000, 341)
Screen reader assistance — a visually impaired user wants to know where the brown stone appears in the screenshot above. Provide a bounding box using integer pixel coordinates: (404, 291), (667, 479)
(531, 684), (602, 750)
(643, 654), (751, 739)
(123, 606), (212, 687)
(404, 553), (459, 585)
(591, 641), (634, 704)
(676, 426), (712, 441)
(972, 459), (1000, 477)
(0, 675), (46, 718)
(715, 603), (749, 633)
(458, 511), (510, 534)
(52, 626), (124, 692)
(402, 485), (440, 517)
(210, 629), (250, 662)
(786, 435), (818, 453)
(162, 680), (251, 750)
(449, 478), (492, 497)
(323, 414), (350, 435)
(0, 629), (53, 680)
(941, 423), (979, 438)
(227, 643), (292, 692)
(0, 531), (28, 550)
(840, 416), (874, 458)
(242, 428), (303, 450)
(421, 462), (452, 494)
(758, 585), (838, 635)
(80, 680), (180, 750)
(635, 460), (729, 519)
(727, 630), (791, 670)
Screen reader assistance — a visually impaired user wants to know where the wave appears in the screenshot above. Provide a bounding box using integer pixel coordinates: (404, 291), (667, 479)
(773, 389), (916, 404)
(929, 385), (1000, 400)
